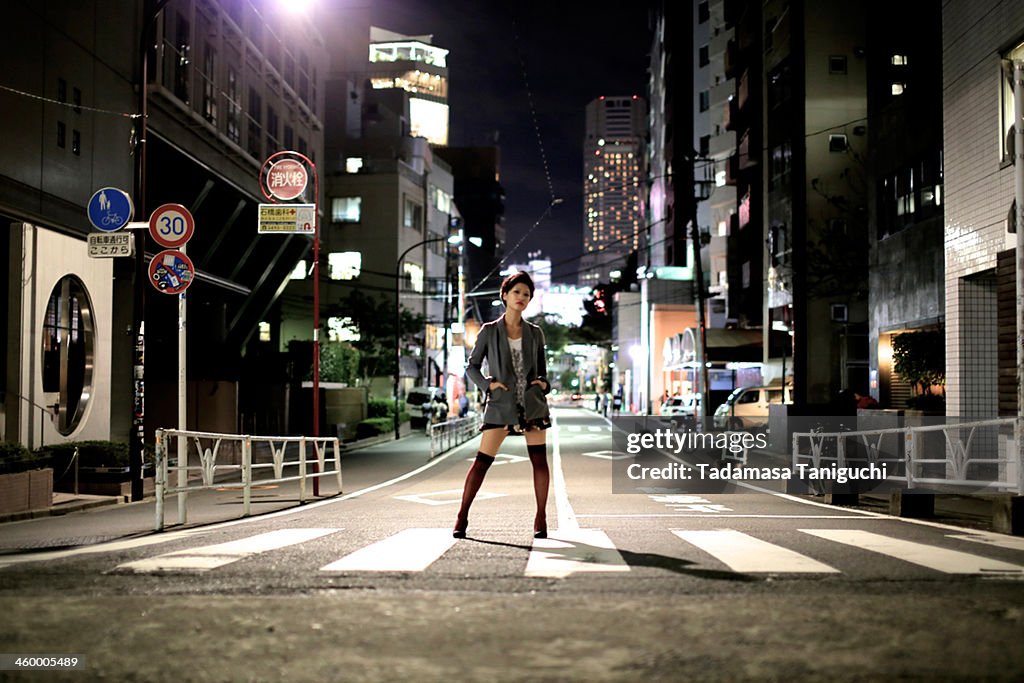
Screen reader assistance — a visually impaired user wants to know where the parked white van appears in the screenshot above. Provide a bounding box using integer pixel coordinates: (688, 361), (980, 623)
(405, 386), (445, 428)
(713, 384), (792, 430)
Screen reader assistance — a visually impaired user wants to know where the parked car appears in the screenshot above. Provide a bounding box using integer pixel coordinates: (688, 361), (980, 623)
(662, 394), (700, 427)
(713, 384), (792, 431)
(405, 387), (445, 428)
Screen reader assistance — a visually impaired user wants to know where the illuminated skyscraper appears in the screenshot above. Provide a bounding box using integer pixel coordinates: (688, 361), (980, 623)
(581, 96), (647, 285)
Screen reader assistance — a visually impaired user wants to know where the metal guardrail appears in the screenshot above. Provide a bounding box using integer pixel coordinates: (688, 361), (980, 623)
(792, 417), (1022, 494)
(154, 429), (342, 531)
(428, 414), (482, 458)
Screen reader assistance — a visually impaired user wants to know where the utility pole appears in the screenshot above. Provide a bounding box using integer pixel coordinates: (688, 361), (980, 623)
(1013, 59), (1024, 497)
(691, 157), (712, 425)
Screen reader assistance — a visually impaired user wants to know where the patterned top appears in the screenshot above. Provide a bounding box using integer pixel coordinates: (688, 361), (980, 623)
(507, 336), (527, 407)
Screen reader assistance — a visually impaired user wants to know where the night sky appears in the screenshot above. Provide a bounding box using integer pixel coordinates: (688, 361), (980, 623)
(366, 0), (656, 283)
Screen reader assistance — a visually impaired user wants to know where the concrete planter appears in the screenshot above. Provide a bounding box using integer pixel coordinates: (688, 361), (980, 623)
(0, 468), (53, 514)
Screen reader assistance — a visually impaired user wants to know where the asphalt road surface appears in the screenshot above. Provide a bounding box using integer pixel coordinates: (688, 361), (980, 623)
(1, 407), (1022, 682)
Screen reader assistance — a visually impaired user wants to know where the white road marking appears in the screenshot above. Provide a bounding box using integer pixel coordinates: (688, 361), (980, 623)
(567, 425), (582, 432)
(0, 529), (212, 570)
(800, 529), (1024, 575)
(576, 514), (879, 519)
(525, 529), (630, 578)
(673, 529), (839, 574)
(946, 533), (1024, 552)
(393, 489), (506, 506)
(551, 414), (578, 532)
(587, 426), (604, 432)
(115, 528), (339, 573)
(320, 528), (456, 572)
(580, 450), (630, 460)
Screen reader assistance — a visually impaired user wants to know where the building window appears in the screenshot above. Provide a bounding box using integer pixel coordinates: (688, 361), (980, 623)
(174, 13), (191, 103)
(72, 87), (81, 113)
(284, 125), (294, 150)
(72, 129), (81, 156)
(247, 87), (262, 159)
(266, 105), (279, 154)
(699, 89), (710, 112)
(289, 260), (308, 280)
(331, 197), (361, 223)
(403, 197), (423, 231)
(345, 157), (363, 173)
(327, 317), (360, 343)
(328, 251), (361, 280)
(202, 44), (217, 124)
(56, 121), (66, 148)
(891, 54), (909, 66)
(698, 1), (709, 23)
(226, 66), (240, 144)
(828, 134), (848, 153)
(699, 45), (709, 67)
(41, 275), (94, 435)
(258, 322), (271, 342)
(403, 261), (424, 292)
(57, 78), (67, 103)
(828, 55), (847, 75)
(1000, 41), (1024, 164)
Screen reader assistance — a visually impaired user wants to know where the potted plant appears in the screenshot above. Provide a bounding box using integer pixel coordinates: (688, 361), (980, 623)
(0, 441), (53, 514)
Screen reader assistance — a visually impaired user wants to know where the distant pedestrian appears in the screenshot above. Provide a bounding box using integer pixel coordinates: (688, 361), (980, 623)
(601, 393), (610, 417)
(854, 390), (879, 410)
(612, 391), (623, 415)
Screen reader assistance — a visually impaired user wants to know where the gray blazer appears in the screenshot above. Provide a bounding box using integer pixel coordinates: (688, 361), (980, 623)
(466, 316), (551, 425)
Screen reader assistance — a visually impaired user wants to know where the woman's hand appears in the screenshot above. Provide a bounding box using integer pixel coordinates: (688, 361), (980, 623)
(530, 379), (548, 392)
(489, 381), (510, 392)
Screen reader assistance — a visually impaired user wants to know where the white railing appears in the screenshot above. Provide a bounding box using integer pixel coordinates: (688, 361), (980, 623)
(154, 429), (342, 531)
(429, 414), (482, 458)
(791, 417), (1022, 494)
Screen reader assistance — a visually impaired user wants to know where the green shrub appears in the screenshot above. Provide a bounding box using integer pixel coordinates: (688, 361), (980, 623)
(355, 418), (395, 440)
(367, 399), (393, 418)
(0, 441), (49, 475)
(37, 441), (152, 477)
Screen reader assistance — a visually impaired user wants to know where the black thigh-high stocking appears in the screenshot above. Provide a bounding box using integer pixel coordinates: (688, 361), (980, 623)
(527, 443), (549, 538)
(453, 452), (495, 538)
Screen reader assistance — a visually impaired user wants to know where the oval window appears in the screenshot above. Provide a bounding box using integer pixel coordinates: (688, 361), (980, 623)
(41, 275), (94, 435)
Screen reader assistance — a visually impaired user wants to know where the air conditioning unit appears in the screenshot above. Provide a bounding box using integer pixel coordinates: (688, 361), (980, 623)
(830, 303), (848, 322)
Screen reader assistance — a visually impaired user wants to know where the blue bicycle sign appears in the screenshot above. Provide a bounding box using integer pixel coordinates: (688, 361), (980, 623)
(87, 187), (133, 232)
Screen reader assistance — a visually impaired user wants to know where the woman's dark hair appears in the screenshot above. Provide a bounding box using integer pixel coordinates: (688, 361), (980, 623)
(500, 271), (535, 301)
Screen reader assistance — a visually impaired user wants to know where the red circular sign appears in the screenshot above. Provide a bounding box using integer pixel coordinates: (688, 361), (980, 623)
(265, 159), (309, 201)
(148, 203), (195, 249)
(148, 249), (195, 295)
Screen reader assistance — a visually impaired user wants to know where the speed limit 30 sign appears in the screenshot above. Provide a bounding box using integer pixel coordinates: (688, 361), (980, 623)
(149, 203), (195, 249)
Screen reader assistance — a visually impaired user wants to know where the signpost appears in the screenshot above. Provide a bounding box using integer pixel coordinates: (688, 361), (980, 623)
(148, 249), (195, 294)
(87, 232), (134, 258)
(258, 203), (316, 234)
(148, 203), (195, 248)
(260, 150), (320, 493)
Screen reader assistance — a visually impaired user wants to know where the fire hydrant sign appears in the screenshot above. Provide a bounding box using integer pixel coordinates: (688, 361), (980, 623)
(258, 203), (316, 234)
(265, 158), (308, 200)
(149, 249), (195, 294)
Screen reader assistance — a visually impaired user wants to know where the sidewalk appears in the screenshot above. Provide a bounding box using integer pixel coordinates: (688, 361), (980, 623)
(0, 424), (422, 528)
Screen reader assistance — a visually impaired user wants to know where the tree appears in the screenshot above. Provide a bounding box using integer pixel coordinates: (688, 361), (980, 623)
(316, 342), (360, 384)
(892, 330), (945, 409)
(325, 290), (425, 381)
(533, 314), (570, 354)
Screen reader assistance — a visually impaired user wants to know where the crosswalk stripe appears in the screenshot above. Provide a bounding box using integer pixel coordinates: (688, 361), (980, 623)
(946, 533), (1024, 553)
(524, 529), (630, 578)
(587, 426), (603, 432)
(320, 528), (456, 572)
(800, 529), (1024, 575)
(115, 528), (340, 573)
(671, 529), (840, 573)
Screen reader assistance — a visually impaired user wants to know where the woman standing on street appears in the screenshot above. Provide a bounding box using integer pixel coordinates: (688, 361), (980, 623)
(453, 271), (552, 539)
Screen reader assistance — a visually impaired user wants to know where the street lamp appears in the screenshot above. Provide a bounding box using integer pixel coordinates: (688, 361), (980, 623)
(393, 234), (467, 440)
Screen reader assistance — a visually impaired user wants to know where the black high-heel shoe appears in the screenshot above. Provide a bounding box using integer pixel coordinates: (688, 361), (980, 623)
(533, 515), (547, 539)
(453, 515), (468, 539)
